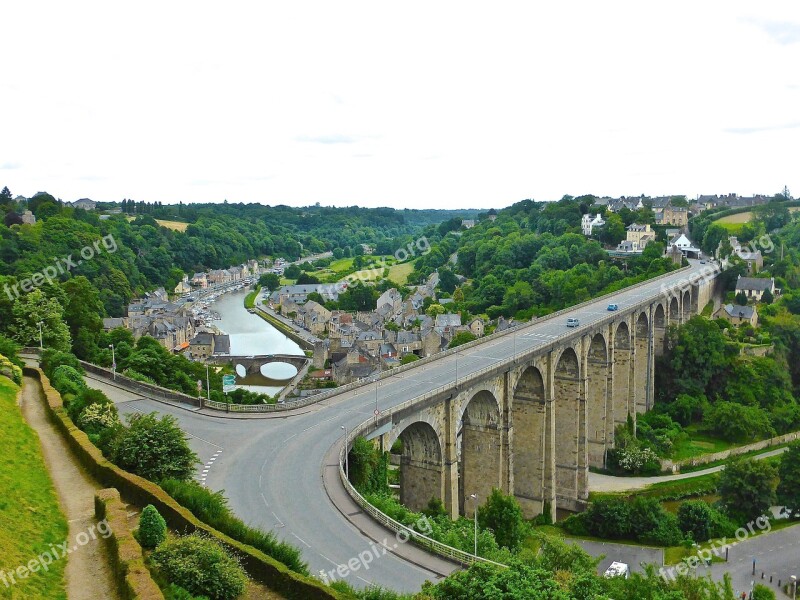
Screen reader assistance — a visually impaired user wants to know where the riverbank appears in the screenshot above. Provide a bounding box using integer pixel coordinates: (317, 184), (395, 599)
(251, 304), (316, 351)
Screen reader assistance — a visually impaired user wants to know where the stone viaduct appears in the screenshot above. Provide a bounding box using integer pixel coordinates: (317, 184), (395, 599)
(368, 278), (718, 522)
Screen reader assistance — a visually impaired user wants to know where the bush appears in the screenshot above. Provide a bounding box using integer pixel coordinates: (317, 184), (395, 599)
(138, 505), (167, 549)
(41, 349), (83, 378)
(164, 584), (209, 600)
(478, 488), (528, 551)
(159, 479), (309, 575)
(66, 387), (114, 423)
(50, 364), (87, 397)
(110, 413), (198, 482)
(150, 533), (247, 600)
(77, 402), (120, 435)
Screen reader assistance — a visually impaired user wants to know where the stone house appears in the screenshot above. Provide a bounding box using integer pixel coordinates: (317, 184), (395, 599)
(735, 276), (778, 302)
(714, 304), (758, 327)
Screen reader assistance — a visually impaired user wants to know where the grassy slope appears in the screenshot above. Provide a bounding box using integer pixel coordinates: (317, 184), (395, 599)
(0, 376), (68, 599)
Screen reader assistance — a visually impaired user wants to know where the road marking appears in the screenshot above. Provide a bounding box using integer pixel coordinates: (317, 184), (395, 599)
(291, 533), (311, 547)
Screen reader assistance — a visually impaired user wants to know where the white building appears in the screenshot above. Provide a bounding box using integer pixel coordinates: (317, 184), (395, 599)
(581, 213), (605, 236)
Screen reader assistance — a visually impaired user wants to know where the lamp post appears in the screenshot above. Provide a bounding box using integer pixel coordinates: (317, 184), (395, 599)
(469, 493), (478, 557)
(206, 364), (211, 401)
(37, 321), (44, 349)
(374, 377), (380, 426)
(341, 425), (349, 480)
(109, 344), (116, 380)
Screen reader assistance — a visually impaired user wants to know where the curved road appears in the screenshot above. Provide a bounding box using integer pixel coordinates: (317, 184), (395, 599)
(91, 260), (714, 592)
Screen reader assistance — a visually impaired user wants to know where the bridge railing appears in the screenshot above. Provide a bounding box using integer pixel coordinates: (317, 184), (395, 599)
(339, 419), (508, 569)
(197, 263), (694, 413)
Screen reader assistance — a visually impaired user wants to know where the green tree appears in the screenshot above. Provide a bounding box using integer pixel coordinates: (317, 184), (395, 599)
(438, 267), (459, 294)
(400, 354), (420, 365)
(448, 331), (477, 348)
(110, 413), (198, 482)
(477, 489), (527, 551)
(138, 504), (167, 549)
(703, 401), (775, 443)
(718, 458), (778, 523)
(10, 288), (72, 352)
(736, 291), (749, 305)
(61, 276), (104, 360)
(426, 303), (445, 317)
(677, 500), (714, 541)
(777, 441), (800, 518)
(258, 272), (280, 291)
(761, 288), (774, 304)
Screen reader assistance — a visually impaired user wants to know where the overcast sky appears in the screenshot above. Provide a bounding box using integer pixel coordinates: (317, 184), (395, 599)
(2, 2), (799, 209)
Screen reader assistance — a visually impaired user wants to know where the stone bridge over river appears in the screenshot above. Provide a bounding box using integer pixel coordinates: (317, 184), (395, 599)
(207, 354), (309, 378)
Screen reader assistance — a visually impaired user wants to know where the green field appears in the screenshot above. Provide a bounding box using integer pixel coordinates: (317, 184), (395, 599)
(0, 376), (68, 599)
(670, 428), (734, 462)
(387, 261), (415, 286)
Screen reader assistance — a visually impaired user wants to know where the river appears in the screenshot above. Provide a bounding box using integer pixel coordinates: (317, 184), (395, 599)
(210, 288), (304, 396)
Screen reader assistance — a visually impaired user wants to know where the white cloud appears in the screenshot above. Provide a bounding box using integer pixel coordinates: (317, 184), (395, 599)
(1, 1), (799, 208)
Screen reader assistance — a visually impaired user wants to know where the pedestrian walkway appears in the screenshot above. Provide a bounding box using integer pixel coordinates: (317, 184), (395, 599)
(20, 375), (122, 600)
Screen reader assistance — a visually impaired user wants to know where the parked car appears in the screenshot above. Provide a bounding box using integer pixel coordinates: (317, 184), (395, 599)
(566, 317), (580, 327)
(607, 303), (619, 311)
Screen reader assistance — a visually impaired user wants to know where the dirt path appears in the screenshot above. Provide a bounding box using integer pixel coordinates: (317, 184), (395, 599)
(20, 375), (121, 600)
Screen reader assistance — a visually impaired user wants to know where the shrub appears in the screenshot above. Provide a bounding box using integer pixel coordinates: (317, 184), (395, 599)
(150, 533), (247, 600)
(77, 402), (120, 435)
(41, 349), (83, 378)
(164, 584), (210, 600)
(110, 413), (198, 482)
(159, 479), (308, 575)
(51, 364), (87, 396)
(478, 488), (528, 551)
(138, 505), (167, 549)
(66, 388), (114, 423)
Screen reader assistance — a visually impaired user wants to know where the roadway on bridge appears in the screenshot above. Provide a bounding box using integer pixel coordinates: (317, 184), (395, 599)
(96, 261), (712, 592)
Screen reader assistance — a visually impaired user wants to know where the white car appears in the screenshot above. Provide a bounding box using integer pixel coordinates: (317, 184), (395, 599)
(566, 317), (580, 327)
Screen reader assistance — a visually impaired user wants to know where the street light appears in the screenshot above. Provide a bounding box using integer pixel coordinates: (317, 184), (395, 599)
(341, 425), (349, 480)
(469, 493), (478, 557)
(109, 344), (116, 380)
(206, 364), (211, 401)
(37, 321), (44, 349)
(374, 376), (380, 426)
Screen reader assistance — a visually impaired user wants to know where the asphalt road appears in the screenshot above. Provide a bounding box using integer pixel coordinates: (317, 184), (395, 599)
(89, 260), (721, 592)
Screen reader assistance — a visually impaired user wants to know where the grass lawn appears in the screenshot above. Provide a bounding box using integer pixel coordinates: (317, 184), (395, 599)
(388, 261), (415, 286)
(671, 428), (734, 462)
(716, 212), (753, 224)
(126, 216), (189, 231)
(328, 257), (355, 273)
(0, 376), (68, 599)
(244, 286), (261, 309)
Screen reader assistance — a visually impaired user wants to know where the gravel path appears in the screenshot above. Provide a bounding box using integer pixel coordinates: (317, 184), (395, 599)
(20, 375), (121, 600)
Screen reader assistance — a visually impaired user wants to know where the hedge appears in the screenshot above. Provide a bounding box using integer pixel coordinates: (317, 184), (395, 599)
(95, 488), (164, 600)
(25, 367), (343, 600)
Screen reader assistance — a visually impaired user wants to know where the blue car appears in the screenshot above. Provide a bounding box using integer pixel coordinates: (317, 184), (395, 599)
(607, 303), (619, 311)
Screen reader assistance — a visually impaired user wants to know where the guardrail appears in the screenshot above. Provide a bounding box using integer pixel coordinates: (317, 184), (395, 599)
(339, 418), (508, 569)
(197, 263), (695, 413)
(24, 263), (700, 416)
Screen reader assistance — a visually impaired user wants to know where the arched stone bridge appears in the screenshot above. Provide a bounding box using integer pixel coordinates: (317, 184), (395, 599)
(361, 269), (721, 521)
(208, 354), (310, 377)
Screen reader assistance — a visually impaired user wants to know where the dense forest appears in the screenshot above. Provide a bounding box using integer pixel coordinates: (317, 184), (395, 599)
(406, 196), (680, 320)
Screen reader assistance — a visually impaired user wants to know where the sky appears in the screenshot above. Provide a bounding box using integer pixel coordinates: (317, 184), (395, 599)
(2, 1), (799, 209)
